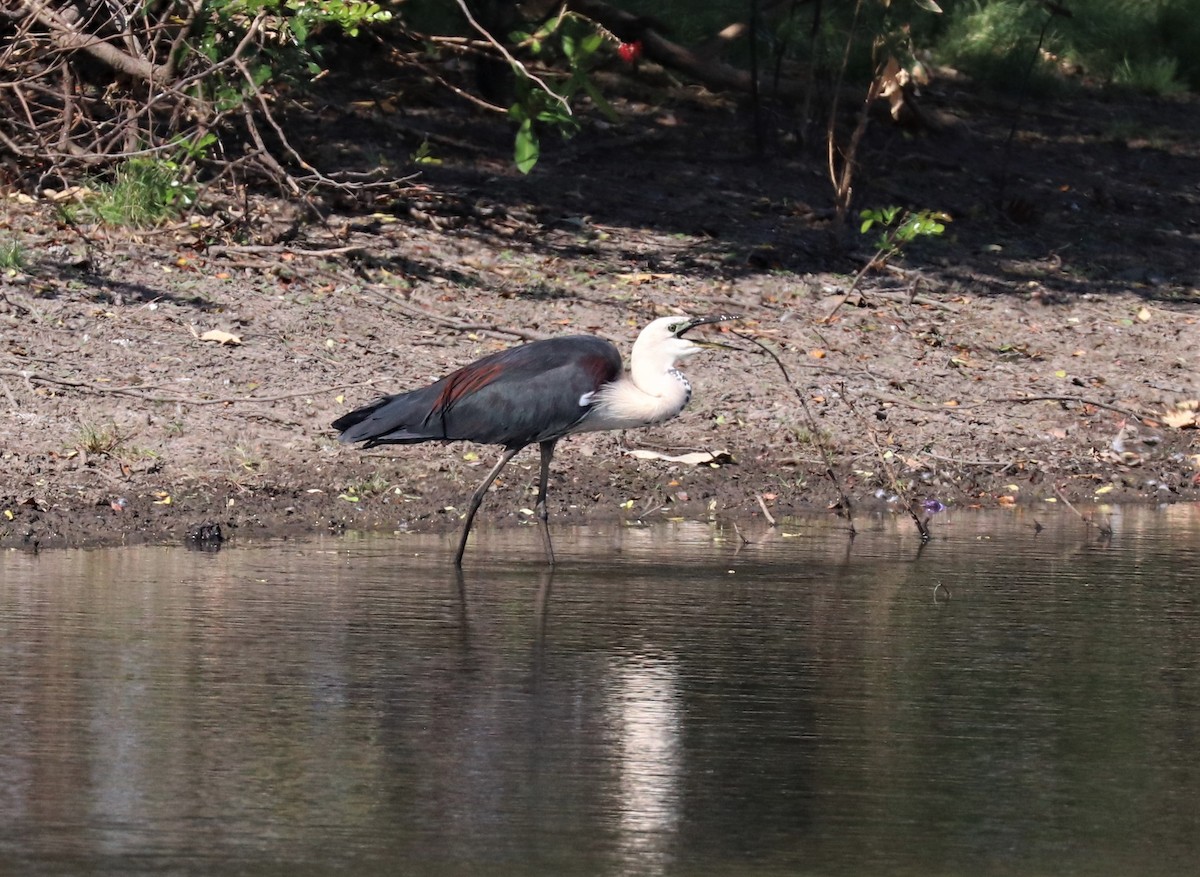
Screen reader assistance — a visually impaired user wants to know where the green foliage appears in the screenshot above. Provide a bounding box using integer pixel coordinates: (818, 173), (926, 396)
(937, 0), (1060, 95)
(205, 0), (392, 49)
(507, 14), (618, 173)
(1055, 0), (1198, 92)
(3, 0), (397, 199)
(1159, 0), (1200, 91)
(860, 206), (950, 261)
(76, 157), (197, 228)
(339, 472), (392, 502)
(411, 140), (443, 166)
(73, 422), (128, 457)
(936, 0), (1198, 94)
(64, 131), (217, 227)
(1112, 57), (1187, 97)
(0, 239), (26, 271)
(197, 0), (390, 88)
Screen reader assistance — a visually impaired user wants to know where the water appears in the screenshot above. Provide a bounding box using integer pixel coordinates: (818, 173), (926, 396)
(1, 506), (1199, 876)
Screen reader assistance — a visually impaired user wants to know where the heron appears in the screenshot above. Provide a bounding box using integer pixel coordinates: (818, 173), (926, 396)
(332, 314), (739, 566)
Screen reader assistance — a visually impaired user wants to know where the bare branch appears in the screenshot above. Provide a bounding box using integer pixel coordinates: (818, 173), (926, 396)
(9, 0), (171, 82)
(453, 0), (571, 115)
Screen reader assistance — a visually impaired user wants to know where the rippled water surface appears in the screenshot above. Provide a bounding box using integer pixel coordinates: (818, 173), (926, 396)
(2, 506), (1199, 875)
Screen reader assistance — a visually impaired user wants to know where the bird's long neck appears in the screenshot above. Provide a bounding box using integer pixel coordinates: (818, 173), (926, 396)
(583, 356), (692, 432)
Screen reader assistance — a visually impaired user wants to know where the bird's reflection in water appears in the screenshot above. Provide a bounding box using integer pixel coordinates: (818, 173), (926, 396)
(606, 655), (684, 876)
(449, 564), (555, 668)
(449, 562), (683, 875)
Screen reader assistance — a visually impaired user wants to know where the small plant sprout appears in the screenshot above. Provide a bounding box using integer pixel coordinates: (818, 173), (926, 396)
(411, 140), (442, 166)
(74, 422), (128, 456)
(822, 206), (951, 323)
(70, 156), (198, 228)
(859, 206), (951, 266)
(0, 239), (27, 271)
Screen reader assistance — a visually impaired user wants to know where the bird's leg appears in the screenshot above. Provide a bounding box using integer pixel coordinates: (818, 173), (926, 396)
(535, 439), (558, 566)
(455, 445), (522, 567)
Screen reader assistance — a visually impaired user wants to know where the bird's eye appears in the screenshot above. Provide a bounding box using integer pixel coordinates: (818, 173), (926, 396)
(668, 322), (683, 334)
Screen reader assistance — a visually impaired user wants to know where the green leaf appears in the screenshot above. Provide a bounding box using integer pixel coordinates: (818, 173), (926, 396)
(581, 31), (604, 56)
(535, 106), (572, 125)
(531, 18), (561, 41)
(514, 118), (540, 174)
(582, 79), (620, 123)
(914, 0), (943, 12)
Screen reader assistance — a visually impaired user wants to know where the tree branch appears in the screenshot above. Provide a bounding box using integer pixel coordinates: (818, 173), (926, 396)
(10, 0), (172, 83)
(566, 0), (777, 96)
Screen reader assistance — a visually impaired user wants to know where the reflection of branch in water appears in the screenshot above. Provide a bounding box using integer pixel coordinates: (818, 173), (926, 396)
(840, 383), (930, 543)
(1052, 482), (1113, 538)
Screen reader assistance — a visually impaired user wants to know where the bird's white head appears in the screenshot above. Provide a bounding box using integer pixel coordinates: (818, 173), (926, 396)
(628, 314), (740, 393)
(631, 314), (739, 369)
(589, 314), (741, 429)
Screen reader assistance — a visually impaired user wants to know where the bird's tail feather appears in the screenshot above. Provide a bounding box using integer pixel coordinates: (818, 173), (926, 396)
(331, 397), (392, 443)
(332, 387), (448, 446)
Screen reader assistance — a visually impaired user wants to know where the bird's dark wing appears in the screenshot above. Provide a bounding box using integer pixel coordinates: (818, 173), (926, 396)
(333, 335), (621, 449)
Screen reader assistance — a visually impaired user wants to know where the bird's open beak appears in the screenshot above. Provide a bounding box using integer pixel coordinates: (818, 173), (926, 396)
(675, 314), (742, 349)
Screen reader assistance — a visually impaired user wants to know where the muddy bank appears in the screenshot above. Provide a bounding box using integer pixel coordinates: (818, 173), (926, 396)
(2, 79), (1198, 552)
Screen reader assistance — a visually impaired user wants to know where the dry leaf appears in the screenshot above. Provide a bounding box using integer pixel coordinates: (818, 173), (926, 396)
(617, 272), (679, 285)
(1162, 400), (1199, 429)
(199, 329), (242, 346)
(42, 185), (95, 203)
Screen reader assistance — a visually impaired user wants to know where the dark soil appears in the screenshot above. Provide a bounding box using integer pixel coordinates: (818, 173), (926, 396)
(2, 64), (1198, 552)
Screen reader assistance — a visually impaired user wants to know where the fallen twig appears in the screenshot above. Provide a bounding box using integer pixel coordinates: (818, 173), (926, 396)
(367, 287), (551, 342)
(981, 394), (1149, 422)
(206, 244), (369, 258)
(0, 369), (382, 406)
(922, 450), (1022, 470)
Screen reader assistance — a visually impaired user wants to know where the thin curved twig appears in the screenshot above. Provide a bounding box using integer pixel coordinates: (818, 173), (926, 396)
(452, 0), (571, 115)
(730, 329), (856, 534)
(0, 368), (383, 406)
